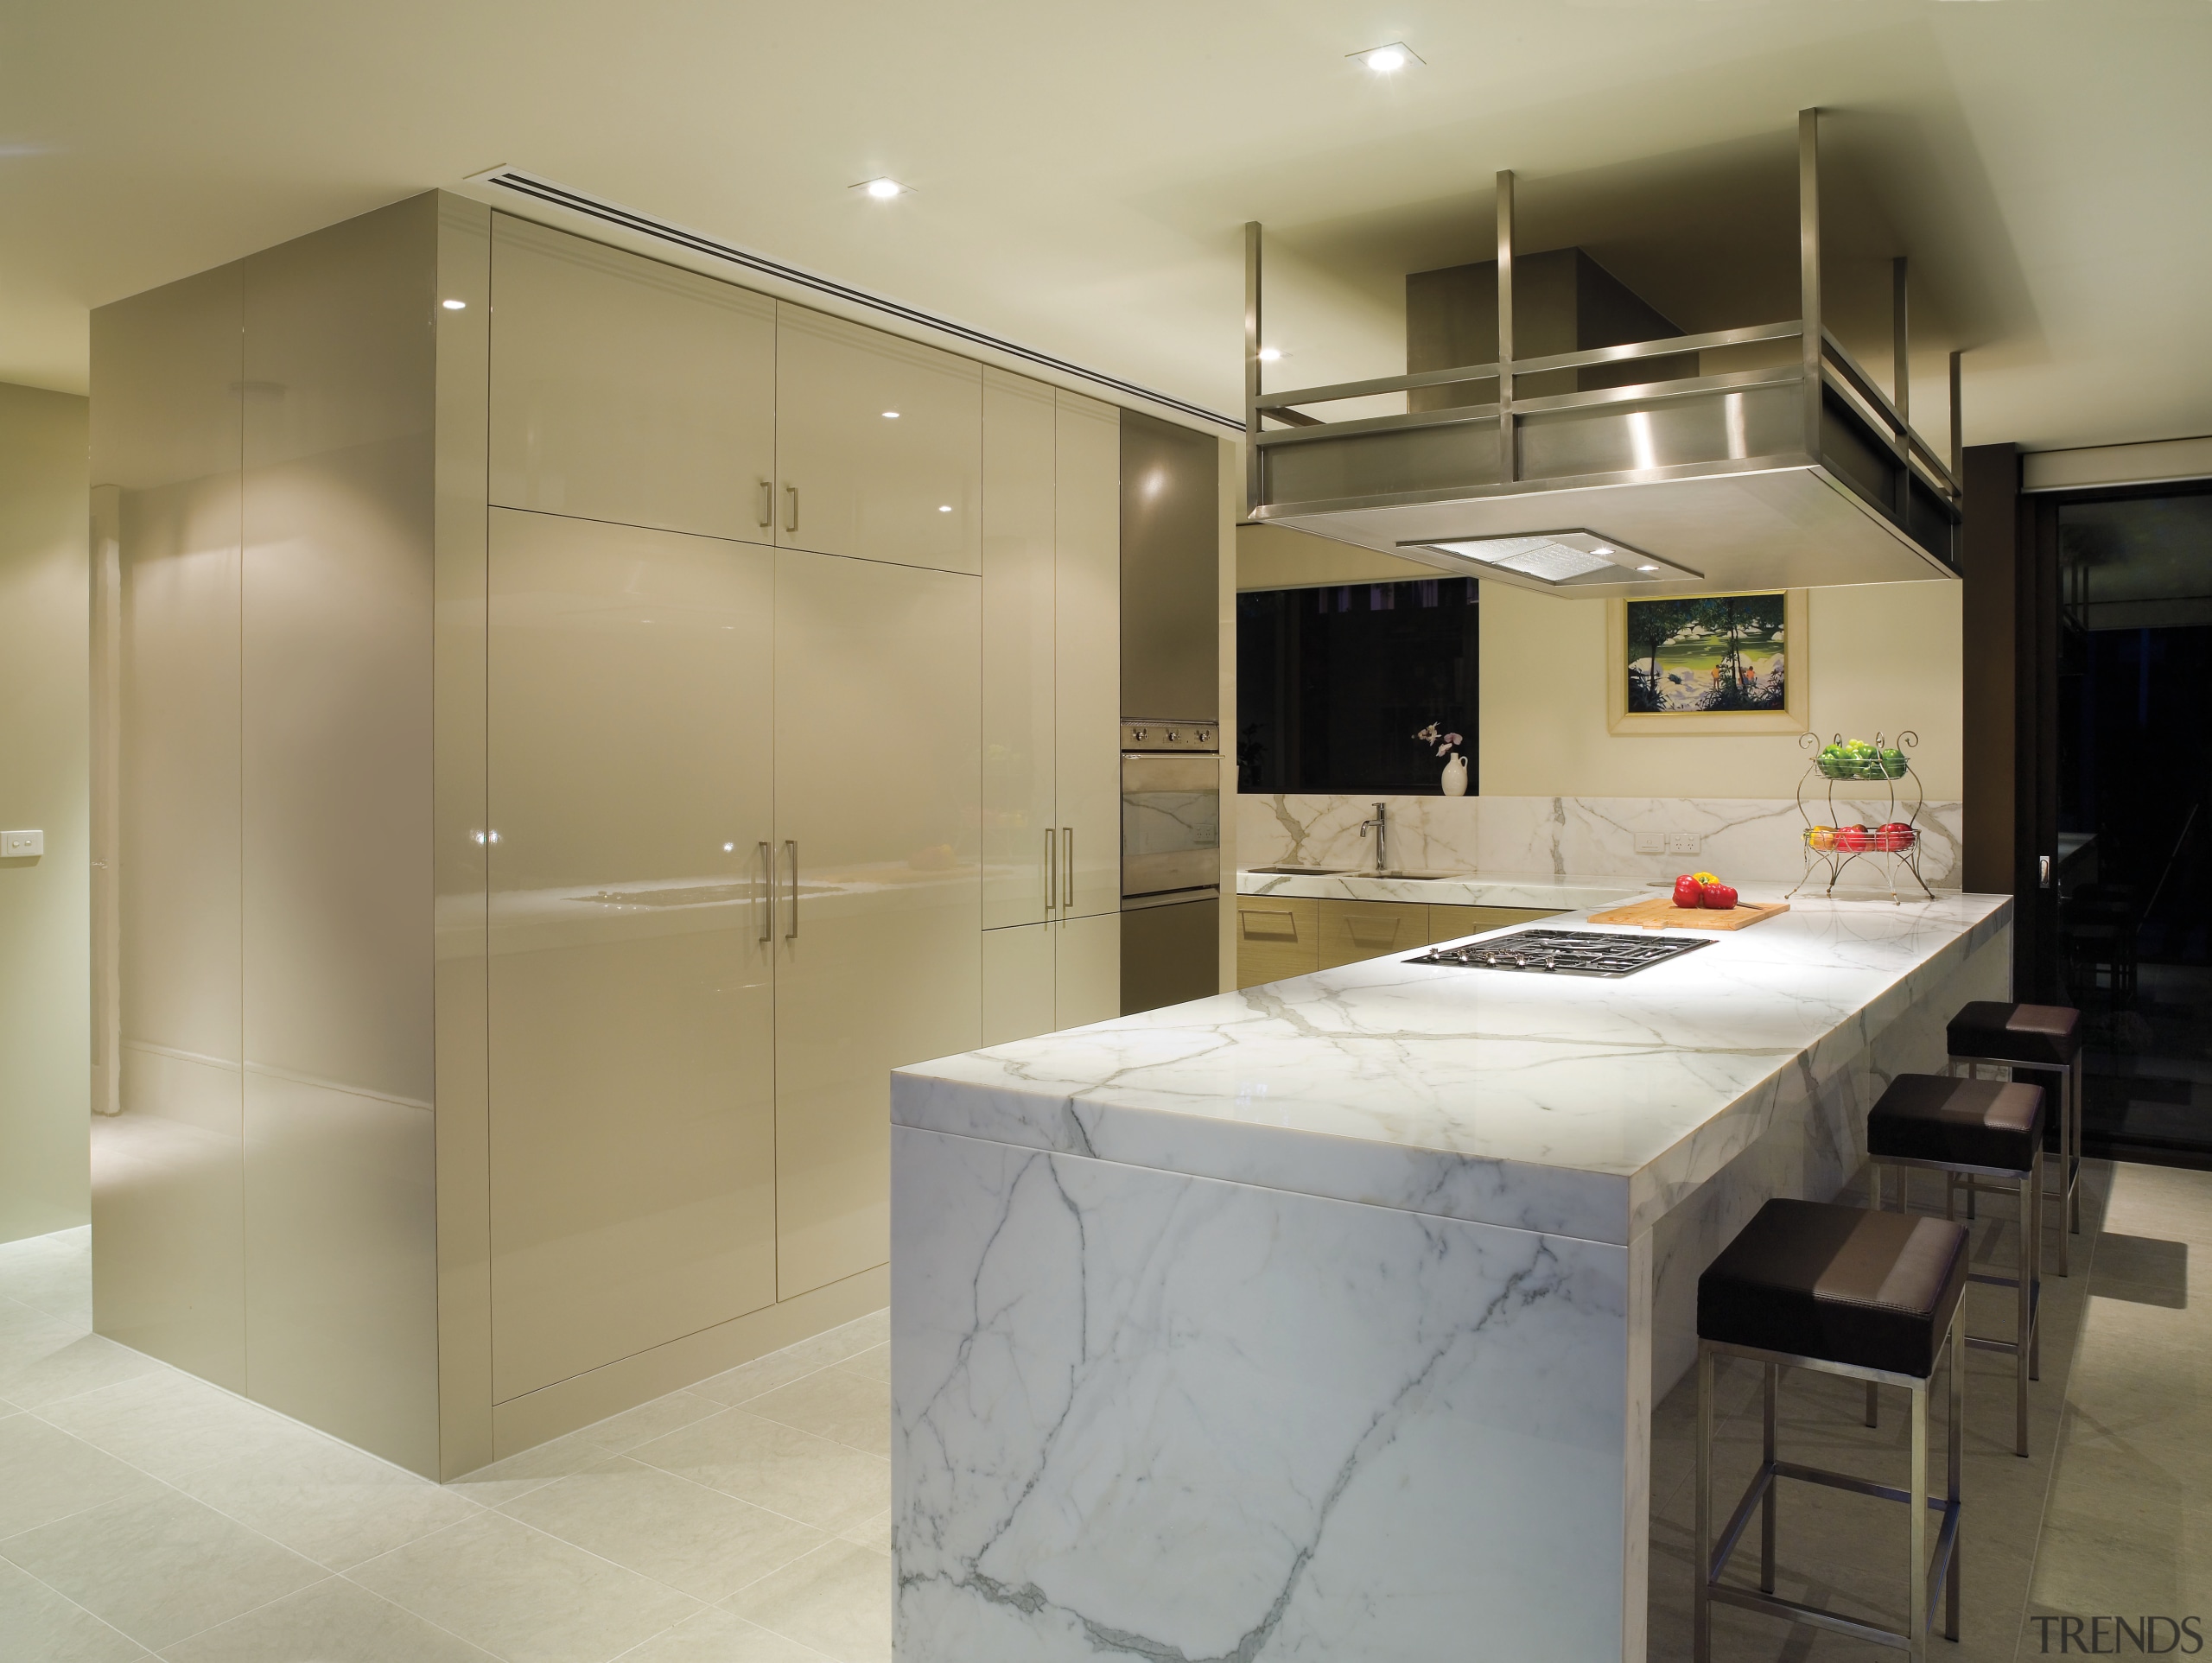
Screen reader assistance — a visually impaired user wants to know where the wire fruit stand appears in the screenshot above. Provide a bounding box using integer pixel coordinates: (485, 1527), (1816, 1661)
(1789, 731), (1935, 904)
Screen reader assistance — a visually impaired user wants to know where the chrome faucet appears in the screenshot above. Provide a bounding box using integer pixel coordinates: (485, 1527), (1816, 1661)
(1358, 802), (1388, 873)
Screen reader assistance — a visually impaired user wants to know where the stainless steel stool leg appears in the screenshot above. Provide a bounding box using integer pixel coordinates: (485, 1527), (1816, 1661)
(1866, 1160), (1884, 1429)
(1761, 1363), (1777, 1595)
(1910, 1370), (1930, 1663)
(1947, 1320), (1963, 1643)
(2015, 1162), (2032, 1456)
(2031, 1148), (2044, 1381)
(1694, 1347), (1714, 1663)
(2070, 1050), (2083, 1236)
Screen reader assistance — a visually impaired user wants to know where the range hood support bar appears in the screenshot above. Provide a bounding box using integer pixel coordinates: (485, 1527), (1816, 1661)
(1244, 220), (1262, 513)
(1891, 257), (1910, 428)
(1497, 169), (1517, 486)
(1949, 349), (1963, 484)
(1798, 108), (1823, 461)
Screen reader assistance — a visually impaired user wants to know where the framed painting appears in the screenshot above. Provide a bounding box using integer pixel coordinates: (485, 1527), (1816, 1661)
(1605, 588), (1808, 734)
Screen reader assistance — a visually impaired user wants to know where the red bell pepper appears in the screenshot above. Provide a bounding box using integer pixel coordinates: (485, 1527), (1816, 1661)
(1701, 883), (1739, 910)
(1672, 874), (1706, 909)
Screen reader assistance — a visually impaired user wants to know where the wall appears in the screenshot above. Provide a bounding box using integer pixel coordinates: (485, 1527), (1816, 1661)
(1478, 578), (1963, 801)
(0, 383), (90, 1244)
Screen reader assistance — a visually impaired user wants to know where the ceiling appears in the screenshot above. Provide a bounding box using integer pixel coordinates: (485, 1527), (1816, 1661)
(3, 0), (2207, 453)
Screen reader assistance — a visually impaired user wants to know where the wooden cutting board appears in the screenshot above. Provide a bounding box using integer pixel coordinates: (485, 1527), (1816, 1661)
(1585, 895), (1790, 932)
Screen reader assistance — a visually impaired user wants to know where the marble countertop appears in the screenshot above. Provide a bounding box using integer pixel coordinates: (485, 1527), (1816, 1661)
(893, 890), (2012, 1246)
(1238, 867), (1645, 909)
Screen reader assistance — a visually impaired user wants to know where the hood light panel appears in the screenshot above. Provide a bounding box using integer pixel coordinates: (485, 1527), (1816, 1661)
(1397, 530), (1699, 587)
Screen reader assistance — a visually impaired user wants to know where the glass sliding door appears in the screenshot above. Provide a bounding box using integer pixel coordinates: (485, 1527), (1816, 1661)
(2054, 487), (2212, 1164)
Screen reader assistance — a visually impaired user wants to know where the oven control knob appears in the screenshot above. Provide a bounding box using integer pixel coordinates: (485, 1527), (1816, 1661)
(1198, 730), (1211, 744)
(1166, 729), (1179, 742)
(1131, 727), (1147, 743)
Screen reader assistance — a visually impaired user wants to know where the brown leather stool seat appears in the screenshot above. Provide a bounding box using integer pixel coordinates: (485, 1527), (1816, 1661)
(1871, 1073), (2044, 1172)
(1698, 1198), (1969, 1376)
(1866, 1072), (2046, 1456)
(1946, 1000), (2082, 1272)
(1694, 1199), (1966, 1662)
(1946, 1001), (2082, 1066)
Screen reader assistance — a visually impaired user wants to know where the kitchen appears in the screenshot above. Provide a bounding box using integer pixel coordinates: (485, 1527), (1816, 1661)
(889, 111), (2020, 1663)
(6, 14), (2206, 1660)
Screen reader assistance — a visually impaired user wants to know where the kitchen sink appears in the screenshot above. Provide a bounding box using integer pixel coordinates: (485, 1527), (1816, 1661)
(1245, 865), (1353, 876)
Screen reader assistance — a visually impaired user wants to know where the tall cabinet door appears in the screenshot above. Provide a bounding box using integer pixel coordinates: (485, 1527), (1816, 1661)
(488, 215), (777, 543)
(486, 511), (778, 1402)
(775, 305), (982, 574)
(774, 549), (981, 1298)
(1054, 390), (1122, 920)
(982, 369), (1057, 929)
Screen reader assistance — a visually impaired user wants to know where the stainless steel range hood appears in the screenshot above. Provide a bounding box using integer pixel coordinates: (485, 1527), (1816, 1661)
(1242, 111), (1963, 600)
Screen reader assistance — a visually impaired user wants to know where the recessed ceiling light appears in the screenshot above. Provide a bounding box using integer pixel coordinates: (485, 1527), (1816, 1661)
(938, 505), (952, 512)
(1637, 564), (1660, 573)
(882, 410), (900, 418)
(1257, 346), (1282, 362)
(1592, 546), (1611, 555)
(855, 177), (907, 200)
(441, 299), (466, 310)
(1351, 41), (1422, 73)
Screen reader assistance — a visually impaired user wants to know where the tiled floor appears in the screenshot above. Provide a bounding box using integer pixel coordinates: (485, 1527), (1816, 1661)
(0, 1228), (889, 1661)
(4, 1159), (2207, 1661)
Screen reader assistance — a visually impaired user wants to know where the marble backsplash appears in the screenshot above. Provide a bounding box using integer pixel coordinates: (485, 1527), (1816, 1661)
(1240, 791), (1965, 890)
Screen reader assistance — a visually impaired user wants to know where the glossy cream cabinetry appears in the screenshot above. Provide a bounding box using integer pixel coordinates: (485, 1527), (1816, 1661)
(488, 216), (777, 542)
(981, 372), (1057, 930)
(775, 307), (981, 574)
(977, 370), (1121, 1044)
(1052, 391), (1122, 922)
(772, 550), (981, 1298)
(94, 194), (1194, 1478)
(486, 510), (778, 1401)
(982, 915), (1122, 1044)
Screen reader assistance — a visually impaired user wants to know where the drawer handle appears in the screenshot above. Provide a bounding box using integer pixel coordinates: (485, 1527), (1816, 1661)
(757, 479), (773, 529)
(1242, 909), (1299, 941)
(785, 484), (799, 533)
(1346, 918), (1405, 947)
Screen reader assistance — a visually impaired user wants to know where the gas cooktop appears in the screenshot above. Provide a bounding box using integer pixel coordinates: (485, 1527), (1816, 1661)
(1411, 928), (1712, 978)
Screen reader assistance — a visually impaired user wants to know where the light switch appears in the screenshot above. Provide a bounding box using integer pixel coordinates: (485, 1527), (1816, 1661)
(1633, 832), (1665, 854)
(2, 829), (43, 859)
(1664, 831), (1700, 855)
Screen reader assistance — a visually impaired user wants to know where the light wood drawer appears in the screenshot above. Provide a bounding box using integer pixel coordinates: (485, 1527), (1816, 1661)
(1318, 899), (1428, 969)
(1427, 904), (1562, 944)
(1236, 898), (1320, 988)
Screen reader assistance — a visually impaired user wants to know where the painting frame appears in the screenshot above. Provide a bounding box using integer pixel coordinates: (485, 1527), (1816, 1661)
(1605, 588), (1809, 735)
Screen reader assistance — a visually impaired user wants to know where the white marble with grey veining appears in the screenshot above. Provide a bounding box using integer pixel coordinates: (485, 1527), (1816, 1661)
(893, 1124), (1646, 1663)
(1239, 866), (1643, 910)
(893, 892), (2012, 1247)
(1240, 792), (1965, 889)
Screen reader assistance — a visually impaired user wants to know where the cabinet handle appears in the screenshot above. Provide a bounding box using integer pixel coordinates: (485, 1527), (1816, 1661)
(785, 840), (799, 939)
(1045, 828), (1057, 911)
(758, 841), (774, 943)
(1062, 825), (1075, 911)
(757, 480), (773, 529)
(784, 484), (798, 534)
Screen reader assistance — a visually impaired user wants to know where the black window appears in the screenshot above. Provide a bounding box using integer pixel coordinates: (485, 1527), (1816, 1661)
(1236, 578), (1478, 794)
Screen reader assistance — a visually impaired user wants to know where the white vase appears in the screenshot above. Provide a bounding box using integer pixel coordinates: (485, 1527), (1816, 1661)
(1440, 754), (1469, 797)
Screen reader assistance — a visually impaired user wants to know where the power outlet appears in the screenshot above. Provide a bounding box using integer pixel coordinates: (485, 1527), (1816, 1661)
(1, 829), (42, 859)
(1664, 831), (1700, 855)
(1633, 832), (1665, 854)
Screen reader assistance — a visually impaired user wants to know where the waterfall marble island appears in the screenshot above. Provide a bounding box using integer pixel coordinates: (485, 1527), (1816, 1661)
(888, 890), (2011, 1662)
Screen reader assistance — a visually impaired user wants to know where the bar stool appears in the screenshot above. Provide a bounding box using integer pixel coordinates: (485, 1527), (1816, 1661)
(1947, 1001), (2082, 1274)
(1696, 1198), (1966, 1663)
(1867, 1073), (2044, 1456)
